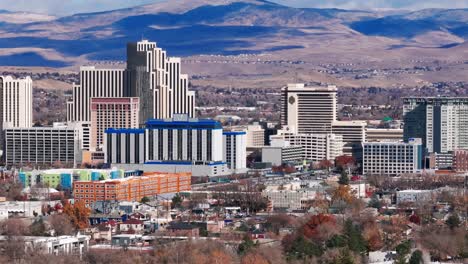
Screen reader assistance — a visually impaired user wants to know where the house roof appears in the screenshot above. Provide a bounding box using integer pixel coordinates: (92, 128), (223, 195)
(167, 222), (198, 230)
(122, 219), (143, 225)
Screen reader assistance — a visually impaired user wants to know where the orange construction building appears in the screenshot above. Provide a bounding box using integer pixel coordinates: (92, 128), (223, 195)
(73, 172), (191, 205)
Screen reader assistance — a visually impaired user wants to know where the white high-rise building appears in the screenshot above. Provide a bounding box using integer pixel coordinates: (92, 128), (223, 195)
(67, 67), (128, 122)
(404, 97), (468, 154)
(223, 131), (247, 173)
(67, 40), (195, 124)
(281, 84), (337, 134)
(0, 76), (33, 151)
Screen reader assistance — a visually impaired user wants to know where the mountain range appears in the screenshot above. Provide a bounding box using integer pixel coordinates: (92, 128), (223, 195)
(0, 0), (466, 67)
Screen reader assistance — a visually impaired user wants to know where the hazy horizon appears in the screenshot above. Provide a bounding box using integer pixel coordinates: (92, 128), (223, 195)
(1, 0), (468, 16)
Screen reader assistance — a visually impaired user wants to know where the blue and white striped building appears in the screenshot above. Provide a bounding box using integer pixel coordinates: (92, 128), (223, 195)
(105, 114), (233, 177)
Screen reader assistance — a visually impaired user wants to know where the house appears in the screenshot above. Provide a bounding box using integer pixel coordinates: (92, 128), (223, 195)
(165, 222), (200, 237)
(129, 212), (147, 221)
(119, 219), (144, 233)
(250, 229), (266, 239)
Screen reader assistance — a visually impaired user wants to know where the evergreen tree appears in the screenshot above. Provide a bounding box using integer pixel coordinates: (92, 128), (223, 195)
(343, 220), (368, 254)
(446, 213), (461, 229)
(338, 170), (349, 185)
(409, 250), (423, 264)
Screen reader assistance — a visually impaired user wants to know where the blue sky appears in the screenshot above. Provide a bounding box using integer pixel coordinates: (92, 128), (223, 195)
(1, 0), (467, 16)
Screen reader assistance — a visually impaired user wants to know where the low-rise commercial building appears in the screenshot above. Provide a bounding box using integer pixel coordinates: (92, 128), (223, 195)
(73, 172), (191, 205)
(276, 129), (343, 162)
(363, 138), (424, 176)
(366, 128), (403, 142)
(396, 190), (432, 204)
(453, 149), (468, 172)
(262, 139), (303, 166)
(0, 235), (90, 256)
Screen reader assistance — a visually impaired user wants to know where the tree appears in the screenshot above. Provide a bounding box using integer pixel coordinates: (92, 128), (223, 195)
(343, 220), (368, 254)
(319, 159), (333, 173)
(395, 240), (411, 264)
(409, 214), (421, 225)
(445, 213), (461, 230)
(368, 195), (382, 209)
(171, 193), (183, 209)
(283, 235), (323, 260)
(302, 214), (336, 241)
(333, 249), (356, 264)
(29, 218), (48, 236)
(238, 235), (256, 255)
(409, 250), (423, 264)
(241, 251), (269, 264)
(49, 214), (75, 236)
(335, 155), (356, 172)
(338, 170), (349, 185)
(63, 200), (91, 230)
(140, 196), (150, 204)
(332, 185), (354, 204)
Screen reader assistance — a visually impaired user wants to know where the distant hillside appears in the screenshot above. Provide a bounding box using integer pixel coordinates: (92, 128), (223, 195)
(0, 0), (466, 67)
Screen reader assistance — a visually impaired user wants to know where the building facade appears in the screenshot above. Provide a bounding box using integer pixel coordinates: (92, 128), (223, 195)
(262, 139), (303, 166)
(73, 172), (191, 205)
(403, 97), (468, 154)
(453, 149), (468, 172)
(0, 76), (33, 150)
(67, 40), (195, 124)
(4, 123), (82, 167)
(90, 97), (140, 150)
(281, 84), (337, 134)
(223, 131), (247, 173)
(363, 138), (424, 176)
(332, 121), (367, 158)
(232, 124), (265, 147)
(366, 128), (403, 142)
(275, 131), (343, 162)
(105, 115), (229, 177)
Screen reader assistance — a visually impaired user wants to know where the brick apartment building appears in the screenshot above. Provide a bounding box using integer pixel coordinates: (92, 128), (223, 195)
(73, 172), (191, 205)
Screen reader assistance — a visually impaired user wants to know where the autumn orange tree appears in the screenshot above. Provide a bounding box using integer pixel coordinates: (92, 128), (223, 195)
(63, 200), (91, 230)
(302, 214), (337, 240)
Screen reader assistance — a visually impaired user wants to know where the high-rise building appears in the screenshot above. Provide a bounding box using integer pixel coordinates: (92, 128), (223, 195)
(67, 40), (195, 124)
(4, 123), (83, 167)
(403, 97), (468, 154)
(363, 138), (424, 176)
(281, 84), (337, 134)
(332, 121), (367, 158)
(90, 97), (140, 150)
(223, 131), (247, 173)
(67, 67), (128, 122)
(105, 114), (229, 177)
(0, 76), (33, 150)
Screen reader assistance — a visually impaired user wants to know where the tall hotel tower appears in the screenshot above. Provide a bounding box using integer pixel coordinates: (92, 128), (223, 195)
(0, 76), (33, 149)
(67, 40), (195, 124)
(281, 83), (337, 134)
